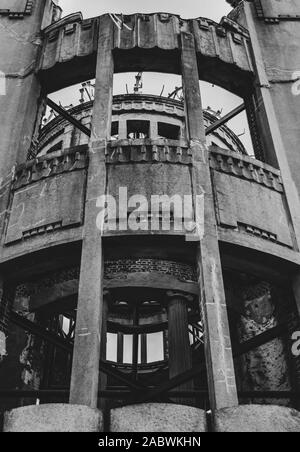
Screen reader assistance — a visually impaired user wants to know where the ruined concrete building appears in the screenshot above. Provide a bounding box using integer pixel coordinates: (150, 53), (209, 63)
(0, 0), (300, 432)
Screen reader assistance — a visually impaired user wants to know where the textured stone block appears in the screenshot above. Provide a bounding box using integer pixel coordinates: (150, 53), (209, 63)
(3, 404), (103, 432)
(214, 405), (300, 432)
(110, 403), (207, 432)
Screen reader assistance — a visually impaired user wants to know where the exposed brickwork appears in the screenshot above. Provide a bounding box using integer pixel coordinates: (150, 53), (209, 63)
(15, 267), (80, 298)
(104, 259), (197, 282)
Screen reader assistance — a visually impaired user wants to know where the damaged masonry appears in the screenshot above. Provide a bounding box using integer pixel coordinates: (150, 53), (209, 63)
(0, 0), (300, 433)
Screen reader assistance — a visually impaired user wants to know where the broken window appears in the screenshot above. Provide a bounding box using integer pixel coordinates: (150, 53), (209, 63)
(200, 81), (256, 157)
(111, 121), (119, 141)
(157, 122), (181, 140)
(127, 120), (150, 139)
(46, 140), (63, 155)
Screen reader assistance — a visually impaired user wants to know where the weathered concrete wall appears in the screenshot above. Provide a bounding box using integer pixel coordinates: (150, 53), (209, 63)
(212, 169), (292, 247)
(233, 3), (300, 198)
(0, 1), (54, 235)
(107, 164), (192, 201)
(6, 170), (86, 245)
(261, 0), (300, 17)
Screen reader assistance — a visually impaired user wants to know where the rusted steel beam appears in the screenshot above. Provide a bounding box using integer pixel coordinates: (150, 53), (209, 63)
(69, 14), (113, 409)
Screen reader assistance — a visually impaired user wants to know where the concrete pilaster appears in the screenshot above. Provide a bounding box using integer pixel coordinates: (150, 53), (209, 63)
(181, 31), (238, 410)
(69, 15), (114, 408)
(166, 291), (193, 405)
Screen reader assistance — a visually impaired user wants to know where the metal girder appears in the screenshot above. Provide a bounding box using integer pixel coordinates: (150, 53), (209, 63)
(9, 309), (292, 404)
(134, 319), (290, 404)
(205, 103), (245, 136)
(10, 311), (146, 391)
(99, 360), (146, 391)
(10, 311), (73, 353)
(46, 98), (91, 138)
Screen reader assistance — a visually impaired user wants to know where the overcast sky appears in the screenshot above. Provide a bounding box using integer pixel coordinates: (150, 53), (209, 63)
(58, 0), (231, 21)
(51, 1), (252, 153)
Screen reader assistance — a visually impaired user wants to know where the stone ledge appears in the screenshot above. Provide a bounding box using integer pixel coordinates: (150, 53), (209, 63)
(3, 404), (103, 432)
(110, 403), (207, 432)
(214, 404), (300, 432)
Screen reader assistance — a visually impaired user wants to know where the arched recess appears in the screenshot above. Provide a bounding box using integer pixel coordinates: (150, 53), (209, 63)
(36, 12), (269, 165)
(38, 13), (254, 98)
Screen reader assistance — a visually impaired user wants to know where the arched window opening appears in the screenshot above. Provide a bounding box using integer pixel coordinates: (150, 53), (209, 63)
(200, 81), (258, 158)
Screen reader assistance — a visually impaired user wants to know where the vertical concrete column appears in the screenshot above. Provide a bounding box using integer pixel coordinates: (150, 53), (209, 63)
(70, 15), (114, 408)
(99, 290), (109, 411)
(180, 31), (238, 411)
(0, 277), (7, 351)
(166, 291), (193, 405)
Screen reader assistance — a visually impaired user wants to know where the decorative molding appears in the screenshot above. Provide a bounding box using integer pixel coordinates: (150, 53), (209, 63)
(219, 15), (249, 38)
(228, 0), (300, 23)
(166, 290), (194, 304)
(22, 220), (63, 240)
(39, 13), (253, 87)
(0, 0), (34, 19)
(248, 0), (300, 23)
(105, 259), (197, 283)
(13, 145), (88, 190)
(209, 147), (284, 192)
(106, 141), (192, 165)
(112, 94), (185, 118)
(43, 12), (83, 34)
(194, 15), (249, 40)
(238, 222), (278, 243)
(252, 0), (265, 20)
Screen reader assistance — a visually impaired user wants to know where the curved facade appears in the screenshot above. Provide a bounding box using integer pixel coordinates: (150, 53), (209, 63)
(0, 0), (300, 432)
(38, 94), (247, 156)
